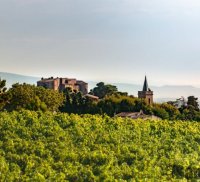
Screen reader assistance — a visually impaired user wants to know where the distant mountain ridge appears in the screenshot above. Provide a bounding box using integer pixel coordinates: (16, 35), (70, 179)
(0, 72), (39, 88)
(1, 72), (200, 102)
(89, 82), (200, 101)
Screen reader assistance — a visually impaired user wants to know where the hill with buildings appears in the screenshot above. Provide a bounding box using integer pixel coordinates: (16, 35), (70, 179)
(1, 72), (200, 102)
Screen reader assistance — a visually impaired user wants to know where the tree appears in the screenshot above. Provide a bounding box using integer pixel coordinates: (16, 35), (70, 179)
(0, 79), (7, 94)
(160, 103), (180, 120)
(96, 95), (152, 116)
(152, 104), (169, 119)
(36, 86), (65, 112)
(4, 84), (64, 112)
(0, 78), (8, 110)
(60, 88), (97, 114)
(120, 98), (134, 112)
(187, 96), (199, 111)
(90, 82), (118, 99)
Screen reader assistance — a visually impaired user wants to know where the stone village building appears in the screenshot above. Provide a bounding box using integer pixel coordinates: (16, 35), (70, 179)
(37, 77), (88, 95)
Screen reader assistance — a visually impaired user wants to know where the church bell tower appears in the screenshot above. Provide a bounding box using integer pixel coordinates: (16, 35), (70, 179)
(138, 76), (153, 105)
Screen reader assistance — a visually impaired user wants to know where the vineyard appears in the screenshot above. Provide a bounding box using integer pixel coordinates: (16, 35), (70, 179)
(0, 111), (200, 181)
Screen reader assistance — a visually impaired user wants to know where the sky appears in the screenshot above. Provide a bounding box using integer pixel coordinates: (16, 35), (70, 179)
(1, 0), (200, 86)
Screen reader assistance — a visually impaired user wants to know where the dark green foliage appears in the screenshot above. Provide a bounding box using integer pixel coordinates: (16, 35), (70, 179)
(4, 83), (64, 112)
(0, 78), (7, 94)
(179, 106), (200, 121)
(90, 82), (118, 99)
(152, 104), (169, 119)
(160, 103), (180, 119)
(61, 88), (97, 114)
(187, 96), (199, 111)
(97, 94), (153, 116)
(176, 96), (200, 121)
(152, 103), (181, 120)
(0, 111), (200, 181)
(0, 78), (8, 110)
(61, 90), (183, 119)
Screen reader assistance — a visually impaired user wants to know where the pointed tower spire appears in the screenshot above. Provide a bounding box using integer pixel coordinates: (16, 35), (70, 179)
(138, 76), (153, 105)
(142, 76), (148, 91)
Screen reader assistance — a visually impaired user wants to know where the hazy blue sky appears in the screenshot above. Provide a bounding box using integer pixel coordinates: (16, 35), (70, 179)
(1, 0), (200, 86)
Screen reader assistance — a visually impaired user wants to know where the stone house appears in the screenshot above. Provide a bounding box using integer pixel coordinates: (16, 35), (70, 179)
(116, 110), (160, 120)
(37, 77), (88, 95)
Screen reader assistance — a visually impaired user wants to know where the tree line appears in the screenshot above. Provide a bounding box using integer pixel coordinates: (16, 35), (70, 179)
(0, 79), (200, 121)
